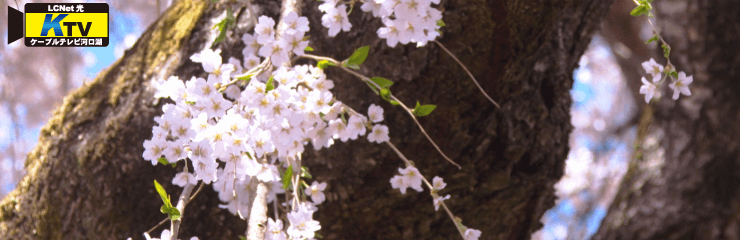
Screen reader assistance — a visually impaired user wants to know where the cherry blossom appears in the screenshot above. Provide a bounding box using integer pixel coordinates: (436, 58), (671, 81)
(433, 194), (450, 211)
(642, 58), (664, 81)
(399, 166), (423, 192)
(282, 11), (310, 35)
(432, 176), (446, 190)
(367, 124), (390, 143)
(368, 104), (384, 123)
(287, 205), (321, 239)
(266, 218), (287, 240)
(305, 181), (328, 204)
(669, 71), (693, 100)
(321, 5), (352, 37)
(639, 77), (658, 103)
(464, 228), (482, 240)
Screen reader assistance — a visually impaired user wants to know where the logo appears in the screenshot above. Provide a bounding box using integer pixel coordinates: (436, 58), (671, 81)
(7, 3), (109, 47)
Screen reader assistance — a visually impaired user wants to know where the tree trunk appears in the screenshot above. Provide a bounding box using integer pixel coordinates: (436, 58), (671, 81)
(593, 1), (740, 239)
(0, 0), (612, 239)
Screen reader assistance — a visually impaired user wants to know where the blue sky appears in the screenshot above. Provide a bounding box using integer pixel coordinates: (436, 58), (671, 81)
(1, 5), (143, 196)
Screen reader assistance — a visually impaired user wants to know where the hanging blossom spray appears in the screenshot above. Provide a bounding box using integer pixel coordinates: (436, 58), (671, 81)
(140, 0), (496, 239)
(631, 0), (694, 104)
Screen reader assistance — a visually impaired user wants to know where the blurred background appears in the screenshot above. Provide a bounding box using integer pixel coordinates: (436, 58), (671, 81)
(0, 1), (654, 239)
(0, 0), (160, 197)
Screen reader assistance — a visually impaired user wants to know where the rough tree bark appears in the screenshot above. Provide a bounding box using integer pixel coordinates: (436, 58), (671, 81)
(593, 1), (740, 239)
(0, 0), (612, 239)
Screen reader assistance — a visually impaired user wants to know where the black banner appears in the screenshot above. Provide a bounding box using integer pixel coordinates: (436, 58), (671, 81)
(7, 6), (22, 44)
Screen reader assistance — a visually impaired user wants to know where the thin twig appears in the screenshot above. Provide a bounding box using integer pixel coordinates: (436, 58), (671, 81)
(188, 182), (205, 201)
(340, 102), (467, 239)
(385, 141), (466, 239)
(301, 54), (461, 168)
(434, 40), (500, 108)
(630, 0), (673, 71)
(219, 58), (272, 91)
(389, 96), (461, 169)
(145, 218), (169, 235)
(232, 160), (246, 220)
(441, 203), (465, 237)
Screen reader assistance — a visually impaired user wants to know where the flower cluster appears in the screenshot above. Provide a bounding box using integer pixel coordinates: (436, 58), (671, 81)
(390, 167), (451, 211)
(318, 0), (443, 47)
(145, 11), (396, 239)
(143, 7), (482, 239)
(243, 11), (309, 68)
(431, 176), (450, 211)
(639, 58), (693, 103)
(389, 168), (480, 239)
(390, 165), (423, 194)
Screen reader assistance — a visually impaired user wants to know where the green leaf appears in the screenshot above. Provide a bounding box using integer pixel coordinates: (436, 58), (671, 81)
(211, 8), (235, 47)
(667, 70), (678, 78)
(186, 101), (196, 106)
(153, 180), (172, 209)
(157, 157), (169, 166)
(390, 100), (400, 105)
(370, 77), (394, 89)
(282, 165), (294, 190)
(238, 74), (252, 83)
(646, 35), (659, 44)
(413, 102), (437, 117)
(301, 166), (312, 179)
(154, 180), (181, 220)
(157, 157), (176, 168)
(346, 46), (370, 68)
(436, 20), (446, 27)
(265, 76), (275, 92)
(240, 237), (247, 240)
(661, 44), (671, 58)
(317, 60), (335, 70)
(305, 46), (315, 52)
(166, 207), (181, 221)
(630, 4), (651, 17)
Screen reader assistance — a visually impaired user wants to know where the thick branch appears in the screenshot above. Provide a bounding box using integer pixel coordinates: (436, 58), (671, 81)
(170, 183), (196, 240)
(246, 182), (269, 240)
